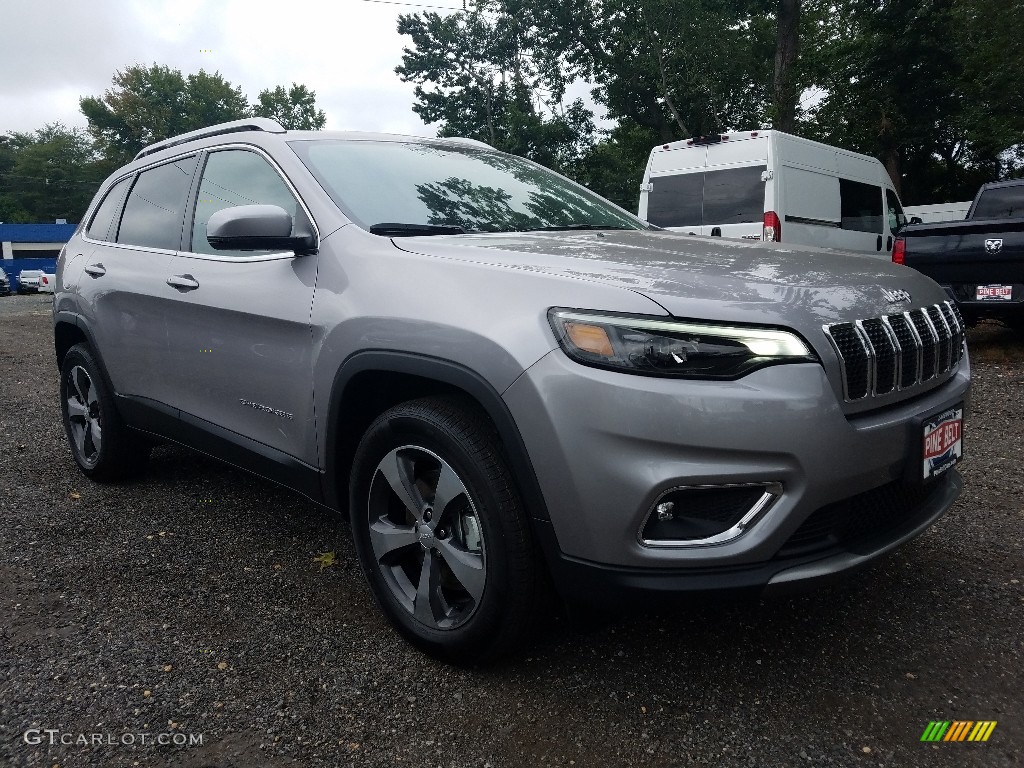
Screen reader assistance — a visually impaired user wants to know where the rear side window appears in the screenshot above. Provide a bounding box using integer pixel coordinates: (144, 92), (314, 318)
(190, 149), (299, 256)
(839, 179), (882, 233)
(972, 186), (1023, 219)
(648, 166), (765, 228)
(701, 166), (766, 225)
(117, 155), (198, 250)
(647, 173), (704, 228)
(86, 177), (129, 241)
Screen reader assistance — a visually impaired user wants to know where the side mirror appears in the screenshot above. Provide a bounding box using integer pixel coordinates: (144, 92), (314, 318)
(207, 204), (317, 254)
(909, 216), (923, 225)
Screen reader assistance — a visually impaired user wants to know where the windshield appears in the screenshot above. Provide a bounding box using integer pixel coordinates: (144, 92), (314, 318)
(289, 139), (646, 234)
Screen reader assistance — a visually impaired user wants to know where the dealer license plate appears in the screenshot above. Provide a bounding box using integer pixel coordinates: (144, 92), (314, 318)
(922, 406), (963, 480)
(975, 284), (1013, 300)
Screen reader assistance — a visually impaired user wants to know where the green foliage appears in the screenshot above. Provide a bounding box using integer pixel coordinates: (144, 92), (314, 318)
(80, 64), (250, 166)
(396, 3), (593, 173)
(529, 0), (775, 140)
(800, 0), (1023, 202)
(398, 0), (1021, 208)
(572, 123), (663, 212)
(253, 84), (327, 130)
(0, 124), (104, 224)
(2, 65), (329, 224)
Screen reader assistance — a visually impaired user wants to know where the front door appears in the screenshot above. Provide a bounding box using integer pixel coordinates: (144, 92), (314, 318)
(161, 147), (319, 465)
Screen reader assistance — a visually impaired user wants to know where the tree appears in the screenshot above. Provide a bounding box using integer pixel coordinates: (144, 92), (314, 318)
(526, 0), (775, 141)
(0, 124), (104, 223)
(396, 3), (594, 174)
(772, 0), (801, 132)
(253, 83), (327, 130)
(80, 64), (250, 165)
(800, 0), (1023, 202)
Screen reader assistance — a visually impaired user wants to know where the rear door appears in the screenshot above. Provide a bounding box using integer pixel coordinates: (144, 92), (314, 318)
(79, 156), (198, 405)
(161, 146), (319, 466)
(645, 145), (706, 234)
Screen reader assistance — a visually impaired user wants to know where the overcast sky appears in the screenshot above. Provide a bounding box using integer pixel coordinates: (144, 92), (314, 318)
(0, 0), (482, 138)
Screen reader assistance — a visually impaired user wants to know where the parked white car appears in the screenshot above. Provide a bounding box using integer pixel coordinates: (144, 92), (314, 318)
(17, 269), (44, 293)
(37, 272), (57, 293)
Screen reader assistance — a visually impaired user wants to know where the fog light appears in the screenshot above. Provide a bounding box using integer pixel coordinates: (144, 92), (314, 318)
(640, 484), (781, 547)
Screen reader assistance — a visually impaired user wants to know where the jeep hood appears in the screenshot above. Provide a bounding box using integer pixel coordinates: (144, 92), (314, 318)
(393, 229), (949, 332)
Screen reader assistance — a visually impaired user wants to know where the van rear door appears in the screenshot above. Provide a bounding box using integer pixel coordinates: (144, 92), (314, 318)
(644, 136), (767, 238)
(644, 145), (706, 234)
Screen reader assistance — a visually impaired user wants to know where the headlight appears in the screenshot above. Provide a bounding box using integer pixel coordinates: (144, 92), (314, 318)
(548, 309), (816, 379)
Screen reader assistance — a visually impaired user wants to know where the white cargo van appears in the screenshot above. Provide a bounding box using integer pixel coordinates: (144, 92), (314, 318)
(638, 130), (907, 258)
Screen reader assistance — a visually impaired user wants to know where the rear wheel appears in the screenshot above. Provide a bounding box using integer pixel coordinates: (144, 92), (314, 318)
(60, 343), (151, 481)
(349, 396), (543, 663)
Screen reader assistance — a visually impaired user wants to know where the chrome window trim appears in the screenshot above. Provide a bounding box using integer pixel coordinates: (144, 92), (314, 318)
(81, 150), (200, 249)
(638, 482), (783, 548)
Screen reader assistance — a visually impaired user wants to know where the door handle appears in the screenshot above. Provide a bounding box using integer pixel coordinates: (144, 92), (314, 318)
(876, 235), (883, 251)
(84, 263), (106, 277)
(166, 274), (200, 291)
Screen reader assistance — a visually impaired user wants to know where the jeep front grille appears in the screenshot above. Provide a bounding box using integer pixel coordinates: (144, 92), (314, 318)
(823, 301), (965, 402)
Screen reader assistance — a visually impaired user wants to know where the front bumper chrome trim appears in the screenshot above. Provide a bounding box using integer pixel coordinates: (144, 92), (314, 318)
(638, 482), (783, 548)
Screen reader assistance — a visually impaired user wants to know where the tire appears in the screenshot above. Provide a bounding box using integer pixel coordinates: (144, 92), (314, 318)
(59, 343), (151, 481)
(349, 396), (543, 663)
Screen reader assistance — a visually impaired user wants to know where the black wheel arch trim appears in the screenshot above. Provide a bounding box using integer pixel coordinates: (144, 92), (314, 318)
(53, 311), (120, 407)
(324, 350), (552, 523)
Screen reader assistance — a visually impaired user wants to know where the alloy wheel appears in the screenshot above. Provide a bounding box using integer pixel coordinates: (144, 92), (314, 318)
(66, 365), (102, 466)
(366, 445), (486, 630)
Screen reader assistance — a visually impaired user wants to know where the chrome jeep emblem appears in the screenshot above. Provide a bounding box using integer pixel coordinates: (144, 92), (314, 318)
(985, 238), (1003, 254)
(881, 288), (912, 304)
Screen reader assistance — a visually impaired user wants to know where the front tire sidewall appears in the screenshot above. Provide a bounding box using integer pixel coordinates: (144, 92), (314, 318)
(351, 407), (521, 661)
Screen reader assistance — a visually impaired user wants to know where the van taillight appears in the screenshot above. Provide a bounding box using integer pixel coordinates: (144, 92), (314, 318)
(763, 211), (781, 242)
(892, 237), (906, 265)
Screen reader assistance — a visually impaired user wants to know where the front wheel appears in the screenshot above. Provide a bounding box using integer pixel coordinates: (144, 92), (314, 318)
(349, 396), (543, 663)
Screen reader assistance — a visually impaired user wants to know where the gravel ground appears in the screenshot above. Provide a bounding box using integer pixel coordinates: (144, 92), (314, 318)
(1, 292), (1021, 768)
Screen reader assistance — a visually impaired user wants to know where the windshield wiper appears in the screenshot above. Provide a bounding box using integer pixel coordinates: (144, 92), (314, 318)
(522, 224), (636, 232)
(370, 222), (469, 237)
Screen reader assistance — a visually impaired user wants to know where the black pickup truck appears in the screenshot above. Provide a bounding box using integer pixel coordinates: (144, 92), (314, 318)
(894, 179), (1024, 328)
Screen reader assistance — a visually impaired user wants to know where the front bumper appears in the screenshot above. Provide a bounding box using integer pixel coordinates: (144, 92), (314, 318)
(503, 348), (970, 596)
(531, 470), (960, 607)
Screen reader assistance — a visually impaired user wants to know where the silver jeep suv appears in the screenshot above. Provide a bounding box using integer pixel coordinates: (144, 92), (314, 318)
(54, 119), (970, 661)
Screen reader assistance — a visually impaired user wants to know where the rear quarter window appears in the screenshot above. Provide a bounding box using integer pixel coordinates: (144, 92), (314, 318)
(86, 177), (129, 241)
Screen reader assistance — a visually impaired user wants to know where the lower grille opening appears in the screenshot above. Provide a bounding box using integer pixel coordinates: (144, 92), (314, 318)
(777, 477), (949, 559)
(642, 485), (769, 544)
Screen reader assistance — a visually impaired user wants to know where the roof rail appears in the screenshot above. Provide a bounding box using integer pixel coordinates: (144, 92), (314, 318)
(134, 118), (286, 161)
(443, 136), (493, 150)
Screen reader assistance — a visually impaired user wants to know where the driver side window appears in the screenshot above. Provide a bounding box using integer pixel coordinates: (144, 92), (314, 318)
(191, 149), (300, 256)
(885, 188), (906, 233)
